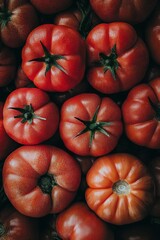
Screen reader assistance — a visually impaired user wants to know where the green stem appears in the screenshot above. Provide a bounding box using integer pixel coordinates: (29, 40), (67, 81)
(0, 1), (12, 28)
(38, 173), (56, 194)
(0, 223), (6, 236)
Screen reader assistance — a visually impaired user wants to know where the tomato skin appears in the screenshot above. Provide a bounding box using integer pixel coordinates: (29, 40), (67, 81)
(3, 88), (59, 145)
(56, 202), (114, 240)
(2, 145), (81, 217)
(22, 24), (86, 92)
(0, 0), (39, 48)
(145, 5), (160, 65)
(30, 0), (73, 15)
(60, 93), (123, 157)
(0, 45), (17, 87)
(122, 78), (160, 149)
(85, 153), (154, 225)
(89, 0), (157, 24)
(86, 22), (149, 94)
(0, 204), (39, 240)
(14, 67), (33, 89)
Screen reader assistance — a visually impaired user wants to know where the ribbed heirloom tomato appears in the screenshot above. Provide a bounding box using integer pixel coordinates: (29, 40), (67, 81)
(22, 24), (86, 92)
(59, 93), (123, 157)
(3, 88), (59, 145)
(86, 22), (149, 94)
(2, 145), (81, 217)
(85, 153), (155, 225)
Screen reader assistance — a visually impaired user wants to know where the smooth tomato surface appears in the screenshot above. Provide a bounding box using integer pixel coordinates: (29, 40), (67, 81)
(85, 153), (154, 225)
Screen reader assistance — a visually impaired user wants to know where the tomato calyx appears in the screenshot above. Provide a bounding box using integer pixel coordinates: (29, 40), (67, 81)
(38, 173), (56, 194)
(29, 41), (67, 75)
(99, 45), (119, 80)
(0, 1), (12, 28)
(0, 223), (6, 236)
(112, 180), (130, 195)
(148, 97), (160, 120)
(75, 105), (111, 147)
(8, 104), (46, 124)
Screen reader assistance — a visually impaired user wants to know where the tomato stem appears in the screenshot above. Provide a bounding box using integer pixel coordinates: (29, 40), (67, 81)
(0, 2), (12, 28)
(75, 105), (111, 147)
(0, 223), (6, 236)
(8, 104), (46, 124)
(112, 180), (130, 195)
(38, 173), (56, 194)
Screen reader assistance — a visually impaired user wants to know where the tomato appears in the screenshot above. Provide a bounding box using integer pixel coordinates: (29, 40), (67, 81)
(115, 221), (158, 240)
(85, 153), (155, 225)
(60, 93), (123, 157)
(122, 77), (160, 149)
(53, 0), (101, 38)
(0, 0), (39, 48)
(0, 102), (17, 161)
(22, 24), (86, 92)
(3, 88), (59, 145)
(0, 204), (39, 240)
(86, 22), (149, 94)
(149, 156), (160, 217)
(145, 4), (160, 65)
(30, 0), (73, 15)
(89, 0), (157, 24)
(56, 202), (114, 240)
(0, 44), (17, 87)
(14, 67), (33, 89)
(2, 145), (81, 217)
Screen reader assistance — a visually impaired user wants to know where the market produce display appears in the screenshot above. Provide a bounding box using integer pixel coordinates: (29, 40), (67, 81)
(0, 0), (160, 239)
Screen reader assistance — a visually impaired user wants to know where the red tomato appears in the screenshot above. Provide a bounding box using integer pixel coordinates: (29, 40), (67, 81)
(0, 0), (39, 48)
(0, 204), (39, 240)
(122, 77), (160, 149)
(89, 0), (157, 24)
(2, 145), (81, 217)
(30, 0), (73, 15)
(56, 202), (114, 240)
(3, 88), (59, 145)
(60, 93), (123, 157)
(145, 4), (160, 65)
(85, 153), (155, 225)
(0, 45), (17, 87)
(14, 67), (33, 89)
(86, 22), (149, 94)
(22, 24), (86, 92)
(0, 102), (17, 161)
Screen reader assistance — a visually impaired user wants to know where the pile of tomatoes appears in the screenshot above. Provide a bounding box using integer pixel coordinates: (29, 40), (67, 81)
(0, 0), (160, 239)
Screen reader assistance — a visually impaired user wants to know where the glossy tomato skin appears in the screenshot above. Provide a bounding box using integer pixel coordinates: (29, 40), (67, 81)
(0, 45), (17, 87)
(60, 93), (123, 157)
(3, 145), (81, 217)
(56, 202), (114, 240)
(89, 0), (157, 24)
(3, 88), (59, 145)
(0, 102), (17, 161)
(22, 24), (86, 92)
(30, 0), (73, 15)
(0, 204), (39, 240)
(122, 77), (160, 149)
(145, 5), (160, 65)
(0, 0), (39, 48)
(85, 153), (155, 225)
(86, 22), (149, 94)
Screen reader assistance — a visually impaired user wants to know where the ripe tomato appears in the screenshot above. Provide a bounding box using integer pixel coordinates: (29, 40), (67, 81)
(89, 0), (157, 24)
(122, 77), (160, 149)
(0, 44), (17, 87)
(3, 88), (59, 145)
(14, 67), (33, 89)
(56, 202), (114, 240)
(0, 204), (39, 240)
(3, 145), (81, 217)
(145, 4), (160, 65)
(30, 0), (73, 15)
(22, 24), (86, 92)
(0, 102), (17, 161)
(85, 153), (155, 225)
(60, 93), (123, 157)
(0, 0), (39, 48)
(86, 22), (149, 94)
